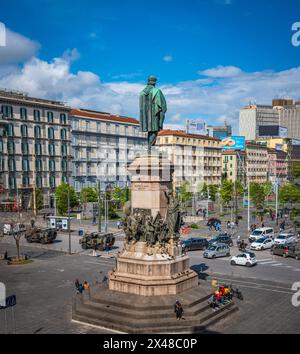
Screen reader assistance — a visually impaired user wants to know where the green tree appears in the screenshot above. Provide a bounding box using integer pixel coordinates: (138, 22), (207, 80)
(250, 183), (266, 210)
(111, 187), (128, 208)
(55, 183), (78, 215)
(178, 181), (192, 209)
(201, 184), (219, 202)
(279, 183), (300, 205)
(262, 181), (273, 199)
(80, 187), (98, 203)
(30, 188), (44, 211)
(220, 180), (234, 206)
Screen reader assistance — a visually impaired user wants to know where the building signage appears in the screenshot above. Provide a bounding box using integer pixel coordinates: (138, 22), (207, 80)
(186, 120), (207, 135)
(258, 125), (288, 138)
(221, 136), (246, 151)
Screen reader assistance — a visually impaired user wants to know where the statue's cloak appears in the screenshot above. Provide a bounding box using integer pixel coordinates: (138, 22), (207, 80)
(139, 85), (167, 133)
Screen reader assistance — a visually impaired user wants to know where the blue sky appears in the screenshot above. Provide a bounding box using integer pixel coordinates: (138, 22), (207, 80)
(1, 0), (300, 131)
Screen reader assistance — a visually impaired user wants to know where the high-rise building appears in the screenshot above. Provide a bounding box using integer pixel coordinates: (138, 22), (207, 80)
(278, 100), (300, 140)
(267, 148), (288, 185)
(70, 109), (147, 192)
(0, 90), (71, 208)
(156, 130), (222, 189)
(239, 104), (280, 140)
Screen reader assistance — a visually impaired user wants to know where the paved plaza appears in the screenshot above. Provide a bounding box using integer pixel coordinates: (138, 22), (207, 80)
(0, 238), (299, 334)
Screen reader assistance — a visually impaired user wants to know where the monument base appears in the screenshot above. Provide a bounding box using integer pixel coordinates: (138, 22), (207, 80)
(108, 242), (198, 296)
(72, 282), (239, 333)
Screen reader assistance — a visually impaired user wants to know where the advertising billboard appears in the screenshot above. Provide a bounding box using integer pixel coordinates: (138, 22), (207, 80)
(221, 136), (246, 151)
(258, 125), (288, 138)
(186, 120), (207, 135)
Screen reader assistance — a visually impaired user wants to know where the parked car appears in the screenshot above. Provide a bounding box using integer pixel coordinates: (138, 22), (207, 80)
(203, 243), (230, 259)
(250, 237), (274, 251)
(271, 244), (300, 260)
(230, 252), (257, 267)
(274, 233), (296, 246)
(181, 237), (208, 251)
(208, 235), (233, 247)
(249, 227), (274, 243)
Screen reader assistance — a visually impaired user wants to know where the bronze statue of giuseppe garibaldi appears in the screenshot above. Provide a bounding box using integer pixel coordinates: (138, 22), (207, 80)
(139, 76), (167, 149)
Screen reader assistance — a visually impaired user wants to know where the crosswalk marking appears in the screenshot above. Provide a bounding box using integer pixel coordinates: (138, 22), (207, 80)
(270, 263), (284, 267)
(258, 261), (277, 265)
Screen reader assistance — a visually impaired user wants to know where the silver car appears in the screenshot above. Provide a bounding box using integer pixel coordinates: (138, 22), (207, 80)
(203, 243), (230, 259)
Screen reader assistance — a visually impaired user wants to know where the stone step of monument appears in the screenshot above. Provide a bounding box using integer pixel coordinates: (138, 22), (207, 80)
(73, 296), (238, 334)
(88, 283), (211, 312)
(77, 296), (212, 320)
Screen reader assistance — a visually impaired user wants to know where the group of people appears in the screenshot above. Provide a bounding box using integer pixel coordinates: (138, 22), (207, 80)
(208, 285), (233, 311)
(207, 219), (222, 231)
(75, 279), (90, 294)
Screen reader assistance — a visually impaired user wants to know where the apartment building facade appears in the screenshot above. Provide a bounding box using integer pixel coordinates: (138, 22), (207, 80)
(246, 142), (268, 184)
(267, 148), (288, 185)
(0, 90), (71, 207)
(156, 130), (222, 189)
(222, 150), (247, 186)
(70, 109), (147, 192)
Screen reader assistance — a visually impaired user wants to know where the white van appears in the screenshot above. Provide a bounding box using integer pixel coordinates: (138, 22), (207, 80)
(249, 227), (274, 243)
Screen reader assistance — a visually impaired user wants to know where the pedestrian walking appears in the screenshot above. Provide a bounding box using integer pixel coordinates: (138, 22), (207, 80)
(227, 221), (230, 229)
(174, 300), (184, 320)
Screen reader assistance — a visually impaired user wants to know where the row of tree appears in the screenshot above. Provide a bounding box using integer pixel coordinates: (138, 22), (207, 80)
(53, 184), (129, 217)
(178, 178), (300, 212)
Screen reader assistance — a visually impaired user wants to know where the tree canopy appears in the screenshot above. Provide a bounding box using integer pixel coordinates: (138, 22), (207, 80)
(55, 183), (78, 215)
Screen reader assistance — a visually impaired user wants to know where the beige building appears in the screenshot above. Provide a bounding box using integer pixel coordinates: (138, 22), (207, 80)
(222, 150), (247, 185)
(156, 130), (222, 189)
(0, 90), (71, 208)
(246, 142), (268, 183)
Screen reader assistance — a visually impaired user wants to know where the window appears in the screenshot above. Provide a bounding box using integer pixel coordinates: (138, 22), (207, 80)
(47, 111), (54, 123)
(60, 113), (67, 125)
(7, 141), (15, 154)
(34, 125), (41, 138)
(0, 140), (3, 153)
(61, 144), (67, 156)
(49, 175), (56, 188)
(21, 124), (28, 138)
(21, 142), (29, 155)
(61, 159), (67, 172)
(6, 124), (14, 137)
(48, 127), (54, 140)
(8, 158), (16, 172)
(49, 159), (56, 172)
(22, 176), (30, 187)
(8, 177), (16, 189)
(60, 128), (67, 140)
(48, 144), (55, 156)
(35, 143), (42, 155)
(36, 176), (43, 188)
(62, 176), (67, 184)
(36, 159), (43, 172)
(34, 110), (41, 122)
(1, 105), (13, 118)
(22, 159), (30, 172)
(20, 108), (27, 120)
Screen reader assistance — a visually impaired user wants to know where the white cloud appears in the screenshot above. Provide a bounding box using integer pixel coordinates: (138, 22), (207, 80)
(1, 38), (300, 134)
(199, 65), (242, 78)
(0, 27), (40, 64)
(163, 55), (173, 62)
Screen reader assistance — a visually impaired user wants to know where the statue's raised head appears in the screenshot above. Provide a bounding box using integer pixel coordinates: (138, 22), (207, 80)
(148, 75), (157, 86)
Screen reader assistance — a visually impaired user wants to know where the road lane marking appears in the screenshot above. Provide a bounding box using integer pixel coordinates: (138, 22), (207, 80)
(270, 263), (284, 267)
(258, 261), (278, 265)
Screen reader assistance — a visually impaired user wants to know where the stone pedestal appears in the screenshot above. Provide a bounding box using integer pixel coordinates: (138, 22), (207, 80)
(108, 153), (198, 296)
(128, 154), (173, 218)
(109, 242), (198, 296)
